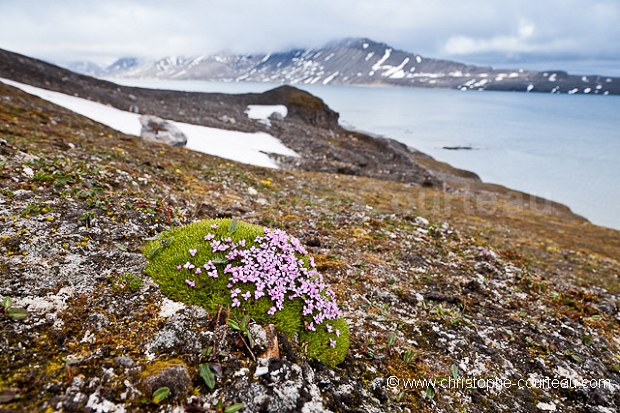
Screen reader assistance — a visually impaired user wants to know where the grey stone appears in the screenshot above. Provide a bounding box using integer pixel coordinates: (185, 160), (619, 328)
(141, 363), (190, 400)
(113, 356), (135, 368)
(139, 115), (187, 147)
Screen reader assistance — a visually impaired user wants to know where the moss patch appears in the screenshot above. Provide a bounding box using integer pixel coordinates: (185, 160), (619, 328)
(143, 218), (349, 366)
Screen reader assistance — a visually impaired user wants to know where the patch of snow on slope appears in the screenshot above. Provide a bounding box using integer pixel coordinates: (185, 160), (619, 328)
(383, 57), (410, 78)
(245, 105), (288, 126)
(323, 71), (340, 85)
(189, 56), (205, 66)
(179, 122), (298, 168)
(372, 48), (392, 71)
(1, 78), (297, 169)
(0, 78), (142, 135)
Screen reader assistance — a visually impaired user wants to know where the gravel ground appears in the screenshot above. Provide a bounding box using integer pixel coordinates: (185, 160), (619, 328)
(1, 78), (620, 413)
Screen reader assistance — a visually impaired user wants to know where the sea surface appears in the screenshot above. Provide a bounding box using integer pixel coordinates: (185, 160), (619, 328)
(106, 78), (620, 230)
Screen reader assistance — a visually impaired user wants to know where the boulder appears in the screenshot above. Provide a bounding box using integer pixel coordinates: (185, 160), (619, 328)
(141, 361), (190, 401)
(139, 115), (187, 147)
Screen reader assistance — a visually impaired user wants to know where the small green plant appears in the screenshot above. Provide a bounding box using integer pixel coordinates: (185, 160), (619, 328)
(21, 202), (53, 217)
(424, 385), (435, 399)
(450, 364), (460, 380)
(32, 170), (53, 182)
(151, 387), (170, 404)
(109, 273), (143, 293)
(52, 173), (74, 186)
(1, 297), (28, 320)
(402, 349), (418, 364)
(212, 398), (245, 413)
(563, 350), (583, 363)
(387, 332), (397, 347)
(143, 218), (350, 367)
(224, 403), (245, 413)
(78, 211), (97, 227)
(229, 314), (256, 349)
(199, 363), (216, 390)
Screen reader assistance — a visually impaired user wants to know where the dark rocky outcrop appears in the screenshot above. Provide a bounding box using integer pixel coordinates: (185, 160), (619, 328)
(248, 85), (340, 129)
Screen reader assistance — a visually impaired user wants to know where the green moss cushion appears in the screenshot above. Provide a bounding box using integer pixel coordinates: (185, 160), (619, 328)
(143, 218), (349, 366)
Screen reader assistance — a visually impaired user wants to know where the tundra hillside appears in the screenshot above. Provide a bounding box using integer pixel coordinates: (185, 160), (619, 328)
(1, 79), (619, 411)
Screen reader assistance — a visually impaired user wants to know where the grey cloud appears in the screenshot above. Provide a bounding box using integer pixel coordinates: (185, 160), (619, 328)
(0, 0), (618, 74)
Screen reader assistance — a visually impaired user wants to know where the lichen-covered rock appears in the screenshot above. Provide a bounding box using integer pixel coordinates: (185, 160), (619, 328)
(232, 358), (329, 412)
(141, 361), (191, 401)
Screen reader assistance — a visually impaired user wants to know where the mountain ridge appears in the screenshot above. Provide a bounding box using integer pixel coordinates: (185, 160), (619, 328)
(65, 37), (620, 95)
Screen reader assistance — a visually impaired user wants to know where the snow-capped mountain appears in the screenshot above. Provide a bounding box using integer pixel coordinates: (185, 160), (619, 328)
(57, 61), (105, 77)
(72, 38), (618, 95)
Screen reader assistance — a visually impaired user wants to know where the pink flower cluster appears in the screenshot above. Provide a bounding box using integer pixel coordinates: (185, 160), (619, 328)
(177, 227), (342, 336)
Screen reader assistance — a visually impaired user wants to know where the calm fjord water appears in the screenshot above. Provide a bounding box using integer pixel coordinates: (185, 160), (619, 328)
(108, 78), (620, 230)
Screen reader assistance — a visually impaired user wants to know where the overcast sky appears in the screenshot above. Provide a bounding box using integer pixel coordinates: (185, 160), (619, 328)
(1, 0), (619, 75)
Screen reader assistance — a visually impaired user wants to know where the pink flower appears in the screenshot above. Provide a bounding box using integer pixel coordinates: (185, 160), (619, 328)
(195, 268), (201, 275)
(204, 261), (215, 270)
(189, 249), (197, 257)
(329, 339), (336, 348)
(211, 224), (218, 230)
(185, 279), (195, 287)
